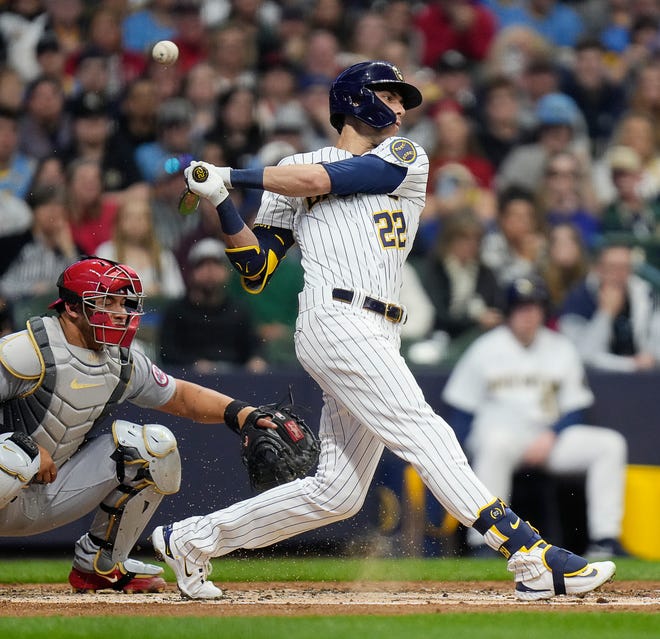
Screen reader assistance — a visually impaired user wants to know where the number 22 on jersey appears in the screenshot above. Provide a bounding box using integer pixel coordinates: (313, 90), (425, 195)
(373, 209), (407, 249)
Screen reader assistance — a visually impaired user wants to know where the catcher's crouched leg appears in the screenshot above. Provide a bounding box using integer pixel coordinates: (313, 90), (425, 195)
(69, 420), (181, 593)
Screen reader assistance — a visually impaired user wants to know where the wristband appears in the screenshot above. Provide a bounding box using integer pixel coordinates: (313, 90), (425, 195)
(216, 198), (246, 235)
(224, 400), (251, 434)
(230, 168), (265, 190)
(9, 431), (39, 459)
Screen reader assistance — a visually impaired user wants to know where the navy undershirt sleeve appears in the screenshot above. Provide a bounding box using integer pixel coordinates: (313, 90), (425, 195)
(323, 155), (407, 195)
(551, 409), (585, 434)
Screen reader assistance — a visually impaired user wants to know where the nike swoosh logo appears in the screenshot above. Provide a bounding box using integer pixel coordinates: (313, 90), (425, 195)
(71, 379), (105, 390)
(183, 557), (193, 578)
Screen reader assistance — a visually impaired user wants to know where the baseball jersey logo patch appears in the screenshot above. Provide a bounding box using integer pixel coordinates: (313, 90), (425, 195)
(151, 364), (169, 387)
(390, 139), (416, 164)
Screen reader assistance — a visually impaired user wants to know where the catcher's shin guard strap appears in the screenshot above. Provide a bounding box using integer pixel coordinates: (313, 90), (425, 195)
(224, 400), (251, 434)
(473, 498), (542, 558)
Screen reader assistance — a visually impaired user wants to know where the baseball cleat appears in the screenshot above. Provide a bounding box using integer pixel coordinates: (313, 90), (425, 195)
(68, 558), (166, 593)
(509, 540), (616, 601)
(152, 524), (223, 600)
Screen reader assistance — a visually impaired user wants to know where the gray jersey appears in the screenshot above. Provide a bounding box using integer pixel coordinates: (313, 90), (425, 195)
(0, 316), (175, 466)
(256, 137), (428, 303)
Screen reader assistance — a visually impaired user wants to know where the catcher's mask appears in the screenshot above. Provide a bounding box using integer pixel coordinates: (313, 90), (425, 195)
(50, 257), (144, 353)
(329, 60), (422, 133)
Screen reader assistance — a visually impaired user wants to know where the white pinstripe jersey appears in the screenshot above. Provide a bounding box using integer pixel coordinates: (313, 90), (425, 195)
(255, 137), (429, 303)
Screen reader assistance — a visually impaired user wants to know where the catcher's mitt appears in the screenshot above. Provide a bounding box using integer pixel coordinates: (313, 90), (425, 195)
(240, 402), (320, 493)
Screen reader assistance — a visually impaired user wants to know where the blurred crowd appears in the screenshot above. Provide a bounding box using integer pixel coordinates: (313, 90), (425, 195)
(1, 0), (660, 375)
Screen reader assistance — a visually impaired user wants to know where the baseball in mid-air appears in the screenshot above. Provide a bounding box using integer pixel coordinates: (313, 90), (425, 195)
(152, 40), (179, 65)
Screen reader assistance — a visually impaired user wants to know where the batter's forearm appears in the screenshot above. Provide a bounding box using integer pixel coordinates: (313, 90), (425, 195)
(230, 165), (331, 197)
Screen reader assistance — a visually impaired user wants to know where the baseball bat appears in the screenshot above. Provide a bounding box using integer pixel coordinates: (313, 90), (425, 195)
(177, 164), (210, 216)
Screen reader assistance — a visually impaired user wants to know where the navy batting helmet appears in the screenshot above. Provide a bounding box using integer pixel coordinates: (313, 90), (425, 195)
(505, 276), (549, 315)
(329, 61), (423, 133)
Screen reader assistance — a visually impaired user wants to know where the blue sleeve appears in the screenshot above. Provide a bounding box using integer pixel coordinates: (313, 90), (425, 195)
(551, 409), (585, 434)
(323, 155), (407, 196)
(446, 406), (474, 448)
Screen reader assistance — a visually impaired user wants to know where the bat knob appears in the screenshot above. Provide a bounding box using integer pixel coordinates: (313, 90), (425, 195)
(192, 165), (209, 182)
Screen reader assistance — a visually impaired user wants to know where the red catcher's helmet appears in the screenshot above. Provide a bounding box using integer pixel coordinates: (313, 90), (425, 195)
(50, 257), (144, 350)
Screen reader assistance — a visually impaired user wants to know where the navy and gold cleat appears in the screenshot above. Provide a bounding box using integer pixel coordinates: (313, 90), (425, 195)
(509, 541), (616, 601)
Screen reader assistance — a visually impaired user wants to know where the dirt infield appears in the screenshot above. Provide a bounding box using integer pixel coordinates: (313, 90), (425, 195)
(1, 581), (658, 616)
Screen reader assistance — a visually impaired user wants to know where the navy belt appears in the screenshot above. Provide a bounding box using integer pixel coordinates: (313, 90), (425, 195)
(332, 288), (405, 324)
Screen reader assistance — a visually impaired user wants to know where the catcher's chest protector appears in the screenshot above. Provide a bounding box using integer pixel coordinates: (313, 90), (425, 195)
(1, 316), (132, 466)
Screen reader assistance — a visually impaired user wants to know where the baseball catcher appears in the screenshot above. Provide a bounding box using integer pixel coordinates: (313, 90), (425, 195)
(223, 395), (320, 492)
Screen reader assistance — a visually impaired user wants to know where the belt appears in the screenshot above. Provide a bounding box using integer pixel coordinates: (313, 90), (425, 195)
(332, 288), (405, 324)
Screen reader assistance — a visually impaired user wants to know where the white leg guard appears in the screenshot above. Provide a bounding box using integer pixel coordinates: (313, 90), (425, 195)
(74, 420), (181, 573)
(0, 432), (40, 509)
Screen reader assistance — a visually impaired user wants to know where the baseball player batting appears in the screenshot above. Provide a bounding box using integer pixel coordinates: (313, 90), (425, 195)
(152, 61), (616, 601)
(0, 257), (273, 593)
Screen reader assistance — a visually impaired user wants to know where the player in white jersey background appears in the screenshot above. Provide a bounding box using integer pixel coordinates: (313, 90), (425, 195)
(442, 276), (628, 559)
(152, 61), (616, 601)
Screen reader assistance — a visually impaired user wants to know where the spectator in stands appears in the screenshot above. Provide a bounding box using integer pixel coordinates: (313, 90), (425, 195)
(0, 185), (79, 303)
(485, 0), (585, 49)
(433, 49), (478, 119)
(0, 106), (37, 199)
(0, 66), (25, 112)
(560, 37), (627, 157)
(540, 222), (591, 327)
(415, 209), (505, 365)
(82, 6), (147, 99)
(443, 275), (628, 560)
(306, 0), (348, 45)
(206, 86), (263, 169)
(482, 26), (554, 96)
(558, 238), (660, 372)
(297, 73), (337, 151)
(536, 150), (601, 250)
(413, 0), (497, 69)
(17, 75), (73, 160)
(34, 31), (70, 94)
(482, 186), (547, 286)
(298, 29), (342, 85)
(593, 111), (660, 206)
(169, 0), (209, 74)
(428, 99), (495, 191)
(420, 163), (497, 255)
(600, 145), (660, 268)
(122, 0), (177, 55)
(95, 196), (185, 300)
(475, 75), (529, 171)
(497, 92), (589, 194)
(207, 23), (257, 95)
(628, 55), (660, 146)
(42, 0), (85, 60)
(27, 154), (66, 192)
(109, 77), (159, 167)
(183, 62), (221, 145)
(135, 97), (197, 185)
(159, 238), (267, 373)
(65, 158), (120, 255)
(64, 90), (144, 194)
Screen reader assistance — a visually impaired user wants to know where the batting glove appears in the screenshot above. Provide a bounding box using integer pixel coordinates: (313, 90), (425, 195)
(184, 162), (231, 206)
